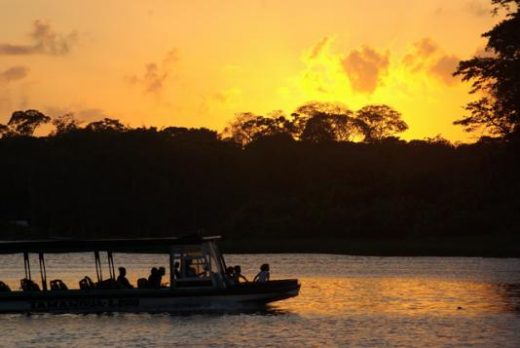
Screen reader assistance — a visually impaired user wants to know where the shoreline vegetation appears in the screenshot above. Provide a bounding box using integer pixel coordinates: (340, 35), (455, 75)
(1, 123), (519, 258)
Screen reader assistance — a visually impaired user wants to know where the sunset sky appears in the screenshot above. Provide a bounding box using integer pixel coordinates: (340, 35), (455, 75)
(0, 0), (505, 141)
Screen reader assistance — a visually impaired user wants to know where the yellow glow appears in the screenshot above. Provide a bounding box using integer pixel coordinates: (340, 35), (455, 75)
(282, 277), (514, 317)
(0, 0), (505, 142)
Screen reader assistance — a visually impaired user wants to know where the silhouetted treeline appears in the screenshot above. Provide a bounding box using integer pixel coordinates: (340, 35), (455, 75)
(1, 117), (519, 255)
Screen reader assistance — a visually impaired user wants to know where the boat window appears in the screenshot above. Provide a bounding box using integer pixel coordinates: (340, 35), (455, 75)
(182, 253), (210, 278)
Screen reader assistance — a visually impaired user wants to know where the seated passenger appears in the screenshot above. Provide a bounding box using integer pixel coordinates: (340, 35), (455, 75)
(50, 279), (69, 291)
(148, 267), (164, 289)
(157, 267), (166, 287)
(225, 266), (235, 286)
(185, 260), (198, 278)
(20, 278), (40, 291)
(253, 263), (270, 283)
(116, 267), (134, 289)
(233, 265), (248, 284)
(148, 267), (158, 287)
(0, 281), (11, 292)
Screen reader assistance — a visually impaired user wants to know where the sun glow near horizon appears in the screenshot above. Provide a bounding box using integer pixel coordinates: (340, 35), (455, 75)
(0, 0), (504, 142)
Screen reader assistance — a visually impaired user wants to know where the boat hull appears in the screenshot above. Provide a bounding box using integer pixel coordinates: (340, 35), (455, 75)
(0, 279), (300, 314)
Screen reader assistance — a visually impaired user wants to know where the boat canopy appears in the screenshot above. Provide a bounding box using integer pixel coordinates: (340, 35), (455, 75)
(0, 235), (222, 254)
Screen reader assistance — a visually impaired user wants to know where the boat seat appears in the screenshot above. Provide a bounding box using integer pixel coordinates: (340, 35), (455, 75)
(20, 278), (40, 291)
(96, 278), (118, 289)
(50, 279), (69, 291)
(79, 276), (95, 290)
(0, 281), (11, 292)
(137, 278), (149, 289)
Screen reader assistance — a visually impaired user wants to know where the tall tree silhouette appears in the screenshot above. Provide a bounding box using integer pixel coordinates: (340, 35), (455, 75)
(52, 113), (82, 135)
(3, 110), (51, 137)
(85, 118), (127, 132)
(355, 104), (408, 142)
(453, 0), (520, 137)
(223, 111), (294, 145)
(293, 102), (356, 142)
(0, 124), (8, 138)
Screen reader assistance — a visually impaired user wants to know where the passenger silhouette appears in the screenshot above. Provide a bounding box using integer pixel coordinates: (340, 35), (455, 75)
(148, 267), (159, 288)
(233, 265), (248, 284)
(253, 263), (270, 282)
(148, 267), (164, 288)
(117, 267), (134, 289)
(185, 260), (198, 278)
(173, 262), (181, 280)
(157, 267), (166, 287)
(225, 266), (236, 285)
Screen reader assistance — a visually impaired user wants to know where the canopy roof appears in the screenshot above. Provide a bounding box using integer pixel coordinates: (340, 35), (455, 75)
(0, 235), (221, 254)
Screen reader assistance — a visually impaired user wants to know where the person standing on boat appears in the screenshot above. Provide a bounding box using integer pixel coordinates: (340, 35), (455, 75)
(117, 267), (134, 289)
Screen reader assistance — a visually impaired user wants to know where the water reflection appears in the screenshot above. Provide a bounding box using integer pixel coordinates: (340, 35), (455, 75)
(275, 277), (520, 317)
(0, 254), (519, 346)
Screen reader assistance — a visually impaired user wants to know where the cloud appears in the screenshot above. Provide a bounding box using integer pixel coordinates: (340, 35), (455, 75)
(341, 46), (389, 93)
(214, 88), (242, 104)
(0, 20), (77, 56)
(466, 0), (491, 17)
(402, 38), (460, 85)
(429, 55), (460, 85)
(402, 38), (439, 71)
(310, 37), (331, 59)
(0, 66), (29, 83)
(127, 48), (179, 95)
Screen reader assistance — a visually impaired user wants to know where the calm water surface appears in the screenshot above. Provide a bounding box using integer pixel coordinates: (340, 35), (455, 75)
(0, 254), (519, 347)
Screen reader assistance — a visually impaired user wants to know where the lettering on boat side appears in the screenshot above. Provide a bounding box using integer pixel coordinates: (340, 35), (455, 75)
(30, 298), (140, 310)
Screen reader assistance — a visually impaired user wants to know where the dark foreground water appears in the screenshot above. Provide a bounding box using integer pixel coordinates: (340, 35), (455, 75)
(0, 254), (519, 347)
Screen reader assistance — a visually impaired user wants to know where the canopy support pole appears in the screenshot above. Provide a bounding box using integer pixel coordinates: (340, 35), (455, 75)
(23, 252), (31, 280)
(169, 249), (174, 289)
(94, 251), (103, 282)
(107, 251), (115, 280)
(38, 252), (47, 291)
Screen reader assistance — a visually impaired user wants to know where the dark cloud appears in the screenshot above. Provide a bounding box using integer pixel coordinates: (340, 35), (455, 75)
(310, 37), (330, 59)
(429, 55), (460, 85)
(341, 46), (389, 93)
(127, 49), (179, 95)
(414, 38), (438, 57)
(0, 66), (29, 83)
(0, 20), (77, 56)
(466, 0), (491, 17)
(213, 88), (241, 104)
(402, 38), (461, 85)
(143, 63), (166, 93)
(402, 38), (438, 69)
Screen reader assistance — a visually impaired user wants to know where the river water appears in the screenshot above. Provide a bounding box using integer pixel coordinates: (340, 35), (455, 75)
(0, 253), (519, 347)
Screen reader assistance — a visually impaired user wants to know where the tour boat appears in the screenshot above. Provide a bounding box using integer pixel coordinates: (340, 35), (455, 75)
(0, 236), (300, 313)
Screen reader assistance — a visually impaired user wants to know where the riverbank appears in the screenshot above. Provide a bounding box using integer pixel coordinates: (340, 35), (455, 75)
(219, 237), (520, 257)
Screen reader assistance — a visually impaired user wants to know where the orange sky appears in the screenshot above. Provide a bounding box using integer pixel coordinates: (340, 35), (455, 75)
(0, 0), (505, 141)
